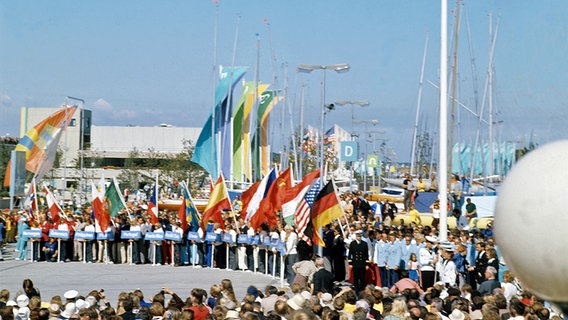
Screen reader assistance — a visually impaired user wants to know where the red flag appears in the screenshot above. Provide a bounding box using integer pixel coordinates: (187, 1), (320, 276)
(44, 186), (62, 225)
(310, 180), (344, 247)
(177, 192), (188, 233)
(201, 175), (230, 230)
(92, 196), (111, 233)
(147, 184), (159, 224)
(281, 170), (321, 204)
(240, 180), (261, 220)
(253, 168), (292, 229)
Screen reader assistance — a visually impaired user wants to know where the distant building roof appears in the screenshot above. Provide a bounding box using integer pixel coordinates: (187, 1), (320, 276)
(88, 125), (201, 158)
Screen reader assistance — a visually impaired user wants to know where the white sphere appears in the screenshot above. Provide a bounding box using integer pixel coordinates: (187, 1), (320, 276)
(495, 140), (568, 302)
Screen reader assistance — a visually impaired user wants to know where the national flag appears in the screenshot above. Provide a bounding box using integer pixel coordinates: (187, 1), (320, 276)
(243, 83), (270, 181)
(27, 178), (38, 220)
(310, 180), (344, 247)
(191, 66), (248, 179)
(4, 106), (76, 187)
(295, 179), (321, 245)
(177, 193), (188, 233)
(44, 185), (64, 225)
(324, 127), (336, 145)
(281, 170), (321, 225)
(91, 180), (111, 233)
(181, 182), (201, 232)
(240, 180), (261, 220)
(147, 183), (159, 225)
(253, 168), (292, 229)
(243, 168), (276, 224)
(256, 91), (283, 176)
(103, 178), (127, 218)
(201, 175), (231, 230)
(232, 81), (255, 182)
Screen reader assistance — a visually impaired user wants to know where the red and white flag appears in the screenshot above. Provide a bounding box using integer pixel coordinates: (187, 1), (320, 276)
(44, 185), (64, 224)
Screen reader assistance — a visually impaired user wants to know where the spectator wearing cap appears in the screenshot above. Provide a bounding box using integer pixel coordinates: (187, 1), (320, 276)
(478, 266), (500, 296)
(16, 294), (31, 320)
(320, 293), (333, 309)
(437, 244), (457, 288)
(64, 290), (79, 303)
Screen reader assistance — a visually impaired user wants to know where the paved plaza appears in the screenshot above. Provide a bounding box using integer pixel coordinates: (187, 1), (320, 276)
(0, 243), (284, 306)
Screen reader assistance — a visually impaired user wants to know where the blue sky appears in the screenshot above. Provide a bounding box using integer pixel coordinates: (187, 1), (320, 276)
(1, 1), (567, 163)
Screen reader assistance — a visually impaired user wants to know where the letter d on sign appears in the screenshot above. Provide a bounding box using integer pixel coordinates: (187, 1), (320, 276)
(341, 141), (358, 161)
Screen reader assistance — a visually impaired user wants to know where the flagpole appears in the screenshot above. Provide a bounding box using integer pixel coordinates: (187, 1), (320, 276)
(155, 171), (159, 215)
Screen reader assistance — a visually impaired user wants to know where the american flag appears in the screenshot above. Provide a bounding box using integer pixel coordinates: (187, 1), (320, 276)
(295, 178), (320, 245)
(324, 127), (335, 145)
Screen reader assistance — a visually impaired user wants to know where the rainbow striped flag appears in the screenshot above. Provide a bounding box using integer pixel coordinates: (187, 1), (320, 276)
(4, 106), (76, 187)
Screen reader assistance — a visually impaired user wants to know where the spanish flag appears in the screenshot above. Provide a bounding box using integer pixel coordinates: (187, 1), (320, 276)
(201, 175), (231, 230)
(310, 180), (344, 247)
(3, 106), (76, 187)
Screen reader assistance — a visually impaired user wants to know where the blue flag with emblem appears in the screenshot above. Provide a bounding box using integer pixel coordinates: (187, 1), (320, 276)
(182, 182), (201, 232)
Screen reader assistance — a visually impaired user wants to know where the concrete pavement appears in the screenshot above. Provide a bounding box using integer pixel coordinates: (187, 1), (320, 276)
(0, 242), (286, 306)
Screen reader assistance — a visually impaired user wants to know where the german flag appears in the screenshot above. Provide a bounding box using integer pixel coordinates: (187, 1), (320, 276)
(310, 180), (344, 246)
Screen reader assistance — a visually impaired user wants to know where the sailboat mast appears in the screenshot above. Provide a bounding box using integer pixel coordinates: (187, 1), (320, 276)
(449, 0), (461, 177)
(410, 34), (429, 177)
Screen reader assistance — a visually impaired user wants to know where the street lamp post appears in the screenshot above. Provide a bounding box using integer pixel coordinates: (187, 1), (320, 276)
(334, 100), (370, 193)
(352, 120), (379, 192)
(297, 64), (350, 183)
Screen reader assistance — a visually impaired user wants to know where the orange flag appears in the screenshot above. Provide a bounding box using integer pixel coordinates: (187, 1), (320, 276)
(201, 175), (231, 230)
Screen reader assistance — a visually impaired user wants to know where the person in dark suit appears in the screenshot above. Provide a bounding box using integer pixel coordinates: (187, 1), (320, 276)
(468, 241), (488, 288)
(348, 230), (370, 293)
(478, 266), (501, 296)
(331, 227), (346, 282)
(312, 257), (334, 296)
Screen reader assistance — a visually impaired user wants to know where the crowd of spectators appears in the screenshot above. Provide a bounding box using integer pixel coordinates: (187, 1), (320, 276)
(0, 187), (563, 319)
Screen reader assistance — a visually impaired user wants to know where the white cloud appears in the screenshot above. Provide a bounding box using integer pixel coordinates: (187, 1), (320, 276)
(93, 98), (113, 111)
(1, 94), (13, 106)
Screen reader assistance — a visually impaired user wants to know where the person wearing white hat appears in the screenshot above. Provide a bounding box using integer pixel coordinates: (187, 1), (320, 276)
(224, 310), (239, 320)
(419, 236), (437, 290)
(63, 290), (78, 302)
(436, 244), (457, 287)
(15, 294), (30, 320)
(286, 294), (306, 311)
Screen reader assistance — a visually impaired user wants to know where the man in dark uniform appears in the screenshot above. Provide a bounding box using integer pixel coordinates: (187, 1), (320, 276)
(348, 230), (370, 293)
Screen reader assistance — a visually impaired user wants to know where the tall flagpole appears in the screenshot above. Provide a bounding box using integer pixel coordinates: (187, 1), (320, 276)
(439, 0), (449, 242)
(211, 0), (219, 181)
(225, 14), (241, 186)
